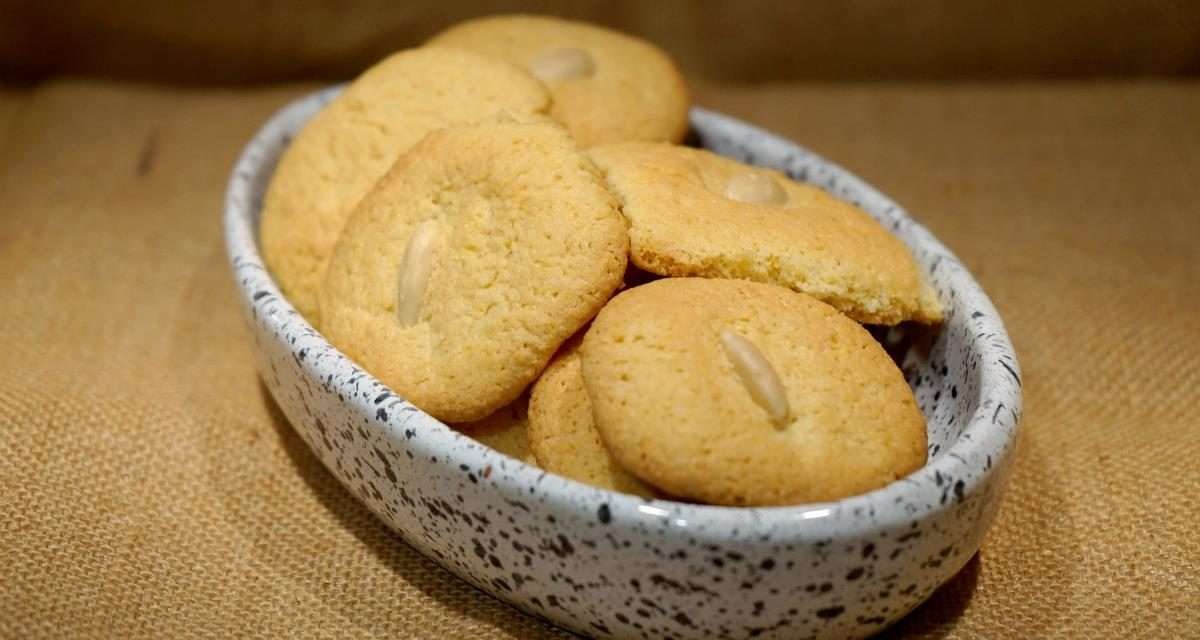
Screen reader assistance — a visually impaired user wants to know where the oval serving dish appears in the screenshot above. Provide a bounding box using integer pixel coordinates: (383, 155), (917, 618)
(224, 87), (1022, 640)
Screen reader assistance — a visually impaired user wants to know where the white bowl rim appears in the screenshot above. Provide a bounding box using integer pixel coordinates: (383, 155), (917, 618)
(224, 87), (1023, 543)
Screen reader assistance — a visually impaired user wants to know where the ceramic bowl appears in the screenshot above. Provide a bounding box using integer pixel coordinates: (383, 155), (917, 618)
(224, 87), (1022, 640)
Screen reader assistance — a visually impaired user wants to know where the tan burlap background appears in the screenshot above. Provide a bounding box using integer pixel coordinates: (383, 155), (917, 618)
(1, 76), (1198, 638)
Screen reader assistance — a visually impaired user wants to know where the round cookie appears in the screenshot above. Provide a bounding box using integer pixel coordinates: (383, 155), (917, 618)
(528, 339), (657, 498)
(427, 15), (690, 147)
(580, 278), (928, 506)
(455, 395), (537, 465)
(320, 121), (628, 423)
(260, 47), (551, 322)
(588, 143), (943, 325)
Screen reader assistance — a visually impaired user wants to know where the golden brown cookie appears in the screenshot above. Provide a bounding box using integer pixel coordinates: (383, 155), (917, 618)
(260, 47), (551, 321)
(320, 121), (628, 422)
(428, 15), (690, 147)
(580, 278), (928, 506)
(588, 143), (942, 325)
(455, 395), (537, 465)
(528, 339), (657, 498)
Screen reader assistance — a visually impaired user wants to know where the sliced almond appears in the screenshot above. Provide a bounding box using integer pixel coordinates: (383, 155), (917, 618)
(528, 48), (596, 83)
(724, 171), (788, 206)
(396, 220), (439, 326)
(719, 329), (791, 428)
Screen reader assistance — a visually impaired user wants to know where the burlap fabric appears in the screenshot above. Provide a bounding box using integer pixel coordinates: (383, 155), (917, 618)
(1, 79), (1197, 637)
(4, 1), (1200, 84)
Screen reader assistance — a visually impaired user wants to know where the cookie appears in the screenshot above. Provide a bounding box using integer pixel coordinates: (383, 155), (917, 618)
(320, 121), (628, 422)
(260, 47), (551, 321)
(427, 15), (690, 147)
(580, 278), (928, 506)
(456, 395), (537, 465)
(588, 143), (942, 325)
(528, 339), (657, 498)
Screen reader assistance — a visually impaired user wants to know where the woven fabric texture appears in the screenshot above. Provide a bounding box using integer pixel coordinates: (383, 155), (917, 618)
(4, 1), (1200, 84)
(1, 80), (1197, 638)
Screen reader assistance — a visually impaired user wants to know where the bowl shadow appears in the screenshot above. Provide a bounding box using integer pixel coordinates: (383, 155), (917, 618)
(876, 415), (1077, 638)
(875, 552), (981, 639)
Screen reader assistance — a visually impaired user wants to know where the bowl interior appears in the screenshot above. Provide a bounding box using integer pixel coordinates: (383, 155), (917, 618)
(225, 89), (1021, 529)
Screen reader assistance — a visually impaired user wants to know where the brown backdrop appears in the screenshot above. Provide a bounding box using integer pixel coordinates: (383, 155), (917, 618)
(3, 0), (1200, 84)
(2, 3), (1199, 638)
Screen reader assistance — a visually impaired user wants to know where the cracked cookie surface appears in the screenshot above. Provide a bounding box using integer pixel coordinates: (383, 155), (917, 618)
(429, 15), (689, 147)
(321, 121), (627, 422)
(261, 47), (550, 321)
(589, 143), (942, 325)
(581, 278), (927, 506)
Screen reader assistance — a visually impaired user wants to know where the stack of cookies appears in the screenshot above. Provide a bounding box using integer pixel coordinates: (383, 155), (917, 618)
(261, 15), (942, 507)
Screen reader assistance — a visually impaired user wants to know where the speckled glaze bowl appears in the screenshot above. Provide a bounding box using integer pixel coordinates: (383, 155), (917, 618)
(224, 88), (1022, 640)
